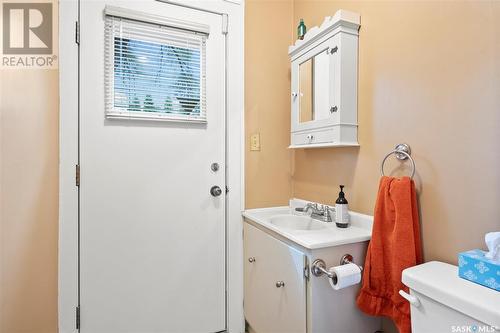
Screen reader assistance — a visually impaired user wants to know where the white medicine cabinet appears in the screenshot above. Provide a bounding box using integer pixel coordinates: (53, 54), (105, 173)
(289, 10), (360, 148)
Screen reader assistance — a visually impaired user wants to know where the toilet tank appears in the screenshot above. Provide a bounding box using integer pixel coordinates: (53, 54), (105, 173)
(402, 261), (500, 333)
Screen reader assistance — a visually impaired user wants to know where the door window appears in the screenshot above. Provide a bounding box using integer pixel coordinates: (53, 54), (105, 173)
(105, 13), (207, 122)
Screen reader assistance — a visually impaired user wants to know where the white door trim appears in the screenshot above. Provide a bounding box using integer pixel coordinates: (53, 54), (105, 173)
(58, 1), (244, 332)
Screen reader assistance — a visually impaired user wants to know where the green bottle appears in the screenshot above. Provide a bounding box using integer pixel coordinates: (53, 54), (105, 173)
(297, 19), (306, 40)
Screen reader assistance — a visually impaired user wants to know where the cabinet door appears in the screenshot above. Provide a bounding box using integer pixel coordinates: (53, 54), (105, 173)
(244, 223), (307, 333)
(291, 35), (340, 134)
(327, 34), (341, 126)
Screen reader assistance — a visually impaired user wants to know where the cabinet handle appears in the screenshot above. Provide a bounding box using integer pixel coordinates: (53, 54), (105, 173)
(275, 281), (285, 288)
(306, 134), (314, 142)
(330, 106), (338, 113)
(330, 46), (338, 54)
(248, 257), (256, 263)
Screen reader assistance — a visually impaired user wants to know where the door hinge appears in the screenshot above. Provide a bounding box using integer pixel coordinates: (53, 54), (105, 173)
(221, 14), (228, 35)
(75, 21), (80, 45)
(304, 257), (310, 281)
(75, 164), (80, 187)
(75, 306), (80, 329)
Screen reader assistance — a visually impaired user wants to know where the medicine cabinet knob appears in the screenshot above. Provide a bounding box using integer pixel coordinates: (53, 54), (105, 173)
(275, 281), (285, 288)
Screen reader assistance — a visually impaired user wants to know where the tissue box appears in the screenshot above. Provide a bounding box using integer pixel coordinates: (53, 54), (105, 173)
(458, 249), (500, 291)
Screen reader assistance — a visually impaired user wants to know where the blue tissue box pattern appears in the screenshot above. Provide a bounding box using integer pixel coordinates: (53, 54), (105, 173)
(458, 249), (500, 291)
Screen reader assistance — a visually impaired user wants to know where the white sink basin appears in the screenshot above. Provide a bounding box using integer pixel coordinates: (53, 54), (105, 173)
(242, 202), (374, 249)
(270, 214), (327, 231)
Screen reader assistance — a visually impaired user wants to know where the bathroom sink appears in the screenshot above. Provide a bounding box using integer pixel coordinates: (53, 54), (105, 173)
(243, 202), (374, 249)
(269, 214), (327, 231)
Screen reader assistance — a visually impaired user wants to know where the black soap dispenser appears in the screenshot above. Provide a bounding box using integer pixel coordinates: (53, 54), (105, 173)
(335, 185), (350, 228)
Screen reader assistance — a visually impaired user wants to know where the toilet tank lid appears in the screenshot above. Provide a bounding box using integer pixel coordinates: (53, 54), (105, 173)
(402, 261), (500, 327)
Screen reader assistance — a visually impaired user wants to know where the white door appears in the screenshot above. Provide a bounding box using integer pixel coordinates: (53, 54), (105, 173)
(79, 1), (226, 332)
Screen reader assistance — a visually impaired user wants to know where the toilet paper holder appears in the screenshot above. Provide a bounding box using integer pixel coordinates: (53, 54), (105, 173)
(311, 254), (363, 283)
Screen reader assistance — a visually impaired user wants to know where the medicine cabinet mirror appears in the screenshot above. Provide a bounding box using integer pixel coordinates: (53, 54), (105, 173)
(298, 51), (330, 124)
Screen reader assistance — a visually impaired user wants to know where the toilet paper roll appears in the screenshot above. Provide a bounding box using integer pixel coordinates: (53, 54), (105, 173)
(328, 263), (362, 290)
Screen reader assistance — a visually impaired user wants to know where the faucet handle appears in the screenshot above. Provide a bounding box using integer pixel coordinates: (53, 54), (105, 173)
(323, 206), (335, 222)
(299, 203), (314, 216)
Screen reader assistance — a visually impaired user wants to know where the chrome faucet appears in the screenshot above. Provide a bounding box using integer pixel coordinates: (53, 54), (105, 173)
(296, 202), (334, 222)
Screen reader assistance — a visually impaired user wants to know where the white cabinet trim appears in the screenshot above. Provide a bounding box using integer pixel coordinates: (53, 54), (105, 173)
(289, 9), (360, 59)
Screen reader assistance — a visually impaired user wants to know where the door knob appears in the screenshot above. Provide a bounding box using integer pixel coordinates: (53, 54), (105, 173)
(210, 185), (222, 197)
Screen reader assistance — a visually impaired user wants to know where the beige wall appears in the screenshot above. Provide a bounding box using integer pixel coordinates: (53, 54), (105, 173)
(0, 19), (59, 333)
(246, 0), (500, 264)
(292, 0), (500, 264)
(0, 69), (59, 333)
(0, 2), (59, 331)
(245, 0), (294, 208)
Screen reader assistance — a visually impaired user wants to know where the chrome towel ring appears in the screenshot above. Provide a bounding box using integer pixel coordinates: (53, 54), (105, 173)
(381, 143), (416, 179)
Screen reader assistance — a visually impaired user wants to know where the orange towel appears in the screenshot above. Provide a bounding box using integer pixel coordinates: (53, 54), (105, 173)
(356, 176), (422, 333)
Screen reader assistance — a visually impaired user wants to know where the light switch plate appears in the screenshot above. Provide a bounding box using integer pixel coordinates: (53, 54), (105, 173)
(250, 133), (260, 151)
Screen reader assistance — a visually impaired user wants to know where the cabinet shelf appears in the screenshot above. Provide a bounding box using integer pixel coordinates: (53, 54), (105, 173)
(288, 142), (360, 149)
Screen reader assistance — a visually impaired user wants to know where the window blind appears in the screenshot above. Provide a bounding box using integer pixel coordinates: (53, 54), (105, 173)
(104, 12), (207, 122)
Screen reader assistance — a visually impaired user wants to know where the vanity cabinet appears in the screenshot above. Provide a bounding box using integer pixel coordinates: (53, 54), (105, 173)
(244, 223), (307, 333)
(289, 10), (360, 148)
(243, 202), (382, 333)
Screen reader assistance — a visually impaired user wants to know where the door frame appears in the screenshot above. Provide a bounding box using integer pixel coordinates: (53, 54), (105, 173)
(58, 1), (245, 332)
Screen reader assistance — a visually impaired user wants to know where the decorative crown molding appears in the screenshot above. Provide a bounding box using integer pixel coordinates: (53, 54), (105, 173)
(289, 9), (360, 57)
